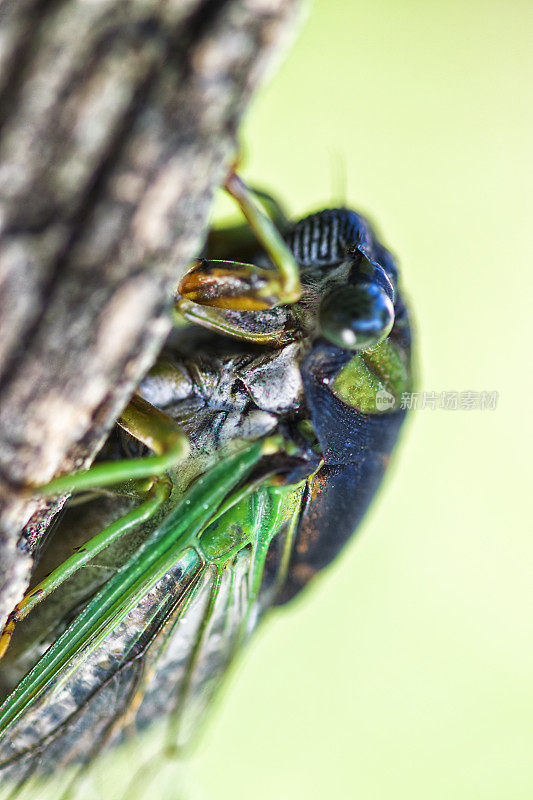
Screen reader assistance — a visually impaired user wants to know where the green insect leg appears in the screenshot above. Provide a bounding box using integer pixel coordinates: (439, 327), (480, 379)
(176, 171), (301, 325)
(224, 170), (301, 304)
(0, 397), (187, 658)
(0, 440), (277, 737)
(31, 394), (189, 497)
(205, 186), (289, 261)
(0, 477), (171, 659)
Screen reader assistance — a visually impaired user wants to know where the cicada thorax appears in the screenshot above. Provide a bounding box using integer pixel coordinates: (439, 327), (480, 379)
(197, 208), (411, 602)
(191, 238), (408, 604)
(143, 204), (412, 606)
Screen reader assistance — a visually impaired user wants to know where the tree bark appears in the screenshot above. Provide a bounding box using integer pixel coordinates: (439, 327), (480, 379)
(0, 0), (303, 628)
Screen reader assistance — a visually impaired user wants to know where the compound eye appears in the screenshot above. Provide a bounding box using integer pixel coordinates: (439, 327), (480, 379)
(319, 283), (394, 351)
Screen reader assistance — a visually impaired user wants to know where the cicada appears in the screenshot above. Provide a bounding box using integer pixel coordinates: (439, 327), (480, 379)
(0, 170), (412, 792)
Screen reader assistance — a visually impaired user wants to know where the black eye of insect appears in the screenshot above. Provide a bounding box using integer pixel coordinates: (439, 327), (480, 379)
(319, 281), (395, 351)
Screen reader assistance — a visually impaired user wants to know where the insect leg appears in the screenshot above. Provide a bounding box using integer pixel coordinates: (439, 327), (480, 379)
(173, 298), (290, 345)
(30, 395), (189, 496)
(0, 397), (186, 658)
(0, 476), (171, 659)
(0, 440), (276, 737)
(250, 186), (290, 230)
(177, 172), (301, 312)
(224, 170), (301, 304)
(205, 187), (289, 261)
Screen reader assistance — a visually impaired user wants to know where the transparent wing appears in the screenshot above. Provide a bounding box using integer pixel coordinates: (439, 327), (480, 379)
(0, 550), (203, 785)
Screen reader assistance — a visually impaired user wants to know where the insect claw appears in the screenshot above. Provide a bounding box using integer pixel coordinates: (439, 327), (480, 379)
(178, 259), (274, 311)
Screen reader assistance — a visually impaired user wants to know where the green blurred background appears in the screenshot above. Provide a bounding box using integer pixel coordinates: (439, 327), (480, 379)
(33, 1), (533, 799)
(190, 1), (532, 798)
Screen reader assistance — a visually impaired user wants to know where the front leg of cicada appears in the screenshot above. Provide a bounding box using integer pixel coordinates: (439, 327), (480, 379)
(177, 170), (301, 321)
(0, 396), (188, 659)
(27, 394), (189, 496)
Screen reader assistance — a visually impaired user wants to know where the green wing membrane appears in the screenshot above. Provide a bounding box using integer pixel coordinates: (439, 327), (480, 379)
(0, 442), (306, 785)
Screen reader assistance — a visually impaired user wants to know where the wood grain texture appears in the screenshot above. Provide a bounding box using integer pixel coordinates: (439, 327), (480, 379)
(0, 0), (303, 628)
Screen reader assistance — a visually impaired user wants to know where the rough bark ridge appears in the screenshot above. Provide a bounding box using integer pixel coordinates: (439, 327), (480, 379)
(0, 0), (302, 628)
